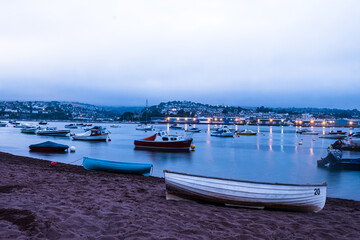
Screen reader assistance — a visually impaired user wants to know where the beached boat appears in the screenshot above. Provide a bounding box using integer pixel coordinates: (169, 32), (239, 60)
(211, 127), (234, 137)
(65, 124), (78, 129)
(72, 129), (109, 141)
(0, 121), (7, 127)
(136, 124), (153, 131)
(236, 129), (257, 136)
(29, 141), (69, 152)
(134, 131), (193, 151)
(317, 150), (360, 170)
(37, 127), (70, 137)
(164, 170), (327, 212)
(83, 157), (153, 176)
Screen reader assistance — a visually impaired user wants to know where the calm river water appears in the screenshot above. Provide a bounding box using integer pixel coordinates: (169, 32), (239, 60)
(1, 122), (359, 201)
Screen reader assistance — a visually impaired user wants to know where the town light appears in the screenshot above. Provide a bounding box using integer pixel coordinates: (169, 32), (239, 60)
(310, 120), (314, 124)
(349, 121), (353, 125)
(257, 119), (260, 123)
(193, 118), (196, 121)
(185, 118), (188, 121)
(215, 118), (218, 121)
(220, 118), (223, 121)
(176, 118), (180, 121)
(235, 118), (239, 121)
(269, 119), (273, 123)
(207, 118), (211, 122)
(299, 121), (302, 124)
(167, 117), (170, 121)
(322, 121), (326, 125)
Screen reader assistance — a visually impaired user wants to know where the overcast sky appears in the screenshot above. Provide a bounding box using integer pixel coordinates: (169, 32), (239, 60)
(0, 0), (359, 108)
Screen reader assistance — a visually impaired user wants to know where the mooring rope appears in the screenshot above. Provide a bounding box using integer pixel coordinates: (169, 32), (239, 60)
(68, 157), (83, 165)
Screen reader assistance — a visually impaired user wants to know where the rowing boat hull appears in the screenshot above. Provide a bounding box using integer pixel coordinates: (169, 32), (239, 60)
(134, 139), (193, 150)
(164, 171), (327, 212)
(83, 157), (152, 176)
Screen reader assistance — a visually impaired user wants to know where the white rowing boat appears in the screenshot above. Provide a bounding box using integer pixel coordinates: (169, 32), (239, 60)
(164, 170), (327, 212)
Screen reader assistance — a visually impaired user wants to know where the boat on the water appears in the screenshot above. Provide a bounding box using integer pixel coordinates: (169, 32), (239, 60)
(301, 131), (320, 135)
(72, 128), (109, 141)
(319, 134), (347, 139)
(83, 157), (153, 176)
(164, 170), (327, 212)
(296, 129), (311, 134)
(134, 131), (193, 151)
(185, 127), (201, 133)
(37, 127), (70, 137)
(136, 124), (153, 131)
(21, 126), (38, 134)
(169, 124), (184, 130)
(329, 130), (347, 135)
(330, 139), (360, 151)
(38, 120), (48, 125)
(349, 132), (360, 138)
(0, 121), (7, 127)
(236, 129), (257, 136)
(317, 149), (360, 170)
(110, 124), (121, 128)
(29, 141), (69, 152)
(65, 124), (78, 129)
(211, 126), (234, 137)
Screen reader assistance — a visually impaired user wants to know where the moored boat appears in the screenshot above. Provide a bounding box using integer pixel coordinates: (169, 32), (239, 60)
(329, 130), (347, 135)
(37, 127), (70, 137)
(301, 131), (320, 135)
(185, 127), (201, 133)
(110, 124), (121, 128)
(65, 124), (78, 129)
(236, 129), (257, 136)
(164, 170), (327, 212)
(0, 121), (7, 127)
(21, 126), (38, 134)
(72, 129), (109, 141)
(317, 150), (360, 170)
(134, 131), (193, 151)
(29, 141), (69, 152)
(319, 134), (347, 139)
(211, 126), (234, 137)
(38, 120), (48, 125)
(83, 157), (153, 176)
(169, 124), (184, 130)
(136, 124), (153, 131)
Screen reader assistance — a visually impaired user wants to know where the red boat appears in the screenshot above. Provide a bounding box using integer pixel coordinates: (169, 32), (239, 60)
(134, 131), (193, 151)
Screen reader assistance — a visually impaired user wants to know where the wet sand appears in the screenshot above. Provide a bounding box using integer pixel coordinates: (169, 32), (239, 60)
(1, 152), (360, 239)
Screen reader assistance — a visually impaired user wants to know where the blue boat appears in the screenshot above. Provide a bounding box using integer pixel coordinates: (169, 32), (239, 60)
(83, 157), (153, 176)
(29, 141), (69, 152)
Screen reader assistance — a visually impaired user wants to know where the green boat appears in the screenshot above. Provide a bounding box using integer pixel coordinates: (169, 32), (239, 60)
(82, 157), (153, 176)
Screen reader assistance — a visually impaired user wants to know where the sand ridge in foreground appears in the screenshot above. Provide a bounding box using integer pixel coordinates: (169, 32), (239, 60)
(1, 152), (360, 239)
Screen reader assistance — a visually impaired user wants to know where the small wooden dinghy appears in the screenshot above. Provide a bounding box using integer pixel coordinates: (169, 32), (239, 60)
(29, 141), (69, 152)
(83, 157), (153, 176)
(164, 170), (327, 212)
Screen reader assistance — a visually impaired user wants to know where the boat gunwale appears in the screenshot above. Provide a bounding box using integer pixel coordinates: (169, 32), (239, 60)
(164, 170), (327, 187)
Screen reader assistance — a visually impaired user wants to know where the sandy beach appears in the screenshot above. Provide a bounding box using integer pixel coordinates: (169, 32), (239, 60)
(1, 152), (360, 239)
